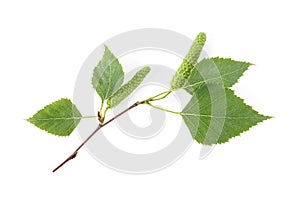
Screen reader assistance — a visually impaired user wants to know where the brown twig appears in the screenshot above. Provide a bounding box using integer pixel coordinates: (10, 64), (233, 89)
(52, 101), (144, 172)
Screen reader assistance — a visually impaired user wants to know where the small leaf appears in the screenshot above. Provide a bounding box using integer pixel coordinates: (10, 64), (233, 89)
(92, 45), (124, 101)
(184, 57), (251, 93)
(107, 66), (151, 108)
(181, 85), (271, 144)
(27, 98), (82, 136)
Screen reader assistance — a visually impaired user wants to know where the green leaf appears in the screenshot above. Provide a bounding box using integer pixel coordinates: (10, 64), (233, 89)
(181, 85), (271, 144)
(107, 66), (151, 108)
(92, 45), (124, 101)
(27, 98), (82, 136)
(183, 57), (252, 94)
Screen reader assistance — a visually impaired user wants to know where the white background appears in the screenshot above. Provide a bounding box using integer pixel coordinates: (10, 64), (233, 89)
(0, 0), (299, 199)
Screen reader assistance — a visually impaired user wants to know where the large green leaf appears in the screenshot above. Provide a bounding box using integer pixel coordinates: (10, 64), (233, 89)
(181, 85), (271, 144)
(92, 45), (124, 101)
(27, 98), (82, 136)
(183, 57), (251, 94)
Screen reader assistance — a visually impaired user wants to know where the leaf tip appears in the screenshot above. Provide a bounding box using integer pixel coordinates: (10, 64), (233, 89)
(25, 117), (31, 123)
(266, 115), (274, 119)
(103, 44), (113, 54)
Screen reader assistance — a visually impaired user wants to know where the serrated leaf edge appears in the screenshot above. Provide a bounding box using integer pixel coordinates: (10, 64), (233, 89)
(26, 98), (82, 137)
(177, 57), (253, 92)
(181, 88), (272, 144)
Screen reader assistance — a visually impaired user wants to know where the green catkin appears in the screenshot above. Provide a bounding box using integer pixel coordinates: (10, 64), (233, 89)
(170, 32), (206, 90)
(107, 66), (151, 108)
